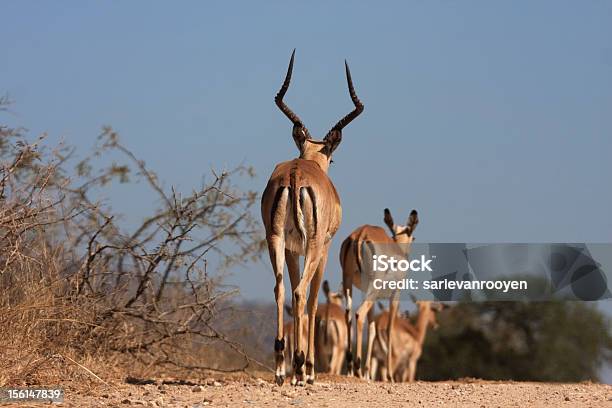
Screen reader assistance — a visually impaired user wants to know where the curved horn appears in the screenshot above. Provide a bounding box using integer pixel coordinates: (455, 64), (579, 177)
(327, 60), (364, 134)
(275, 49), (311, 138)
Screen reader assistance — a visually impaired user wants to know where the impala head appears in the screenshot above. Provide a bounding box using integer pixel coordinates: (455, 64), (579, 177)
(322, 280), (344, 307)
(415, 301), (448, 330)
(384, 208), (419, 245)
(275, 50), (364, 173)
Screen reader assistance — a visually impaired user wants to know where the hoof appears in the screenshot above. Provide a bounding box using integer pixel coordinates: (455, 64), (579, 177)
(297, 380), (306, 387)
(290, 377), (298, 386)
(275, 375), (285, 386)
(306, 378), (315, 385)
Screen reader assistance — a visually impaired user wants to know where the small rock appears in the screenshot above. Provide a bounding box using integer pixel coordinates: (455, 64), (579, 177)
(281, 390), (296, 398)
(565, 396), (571, 401)
(101, 393), (110, 398)
(213, 381), (222, 387)
(121, 399), (131, 405)
(192, 385), (204, 392)
(146, 397), (163, 407)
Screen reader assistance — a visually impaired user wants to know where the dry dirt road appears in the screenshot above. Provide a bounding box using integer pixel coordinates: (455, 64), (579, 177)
(5, 375), (611, 407)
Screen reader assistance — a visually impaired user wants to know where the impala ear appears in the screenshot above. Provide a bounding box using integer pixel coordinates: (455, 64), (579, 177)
(384, 208), (395, 236)
(292, 125), (310, 151)
(406, 209), (419, 236)
(322, 280), (330, 297)
(430, 302), (443, 312)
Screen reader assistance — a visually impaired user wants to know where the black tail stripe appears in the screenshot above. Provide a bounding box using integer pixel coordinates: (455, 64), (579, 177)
(354, 240), (362, 277)
(340, 239), (350, 269)
(306, 186), (317, 238)
(270, 186), (286, 235)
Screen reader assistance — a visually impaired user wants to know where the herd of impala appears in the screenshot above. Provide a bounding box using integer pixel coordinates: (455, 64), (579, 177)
(262, 50), (447, 386)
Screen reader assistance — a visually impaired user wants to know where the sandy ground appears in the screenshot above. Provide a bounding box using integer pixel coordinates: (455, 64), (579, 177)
(3, 375), (611, 407)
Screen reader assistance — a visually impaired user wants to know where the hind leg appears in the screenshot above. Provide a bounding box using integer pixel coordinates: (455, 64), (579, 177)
(285, 250), (301, 385)
(407, 347), (421, 382)
(330, 344), (341, 375)
(385, 298), (399, 382)
(371, 356), (379, 381)
(291, 246), (320, 386)
(329, 323), (343, 375)
(364, 319), (376, 380)
(354, 299), (373, 378)
(268, 235), (287, 385)
(340, 240), (358, 377)
(343, 278), (354, 376)
(304, 242), (328, 384)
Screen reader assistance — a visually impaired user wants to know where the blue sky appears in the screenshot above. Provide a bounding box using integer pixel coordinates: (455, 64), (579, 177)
(2, 2), (612, 305)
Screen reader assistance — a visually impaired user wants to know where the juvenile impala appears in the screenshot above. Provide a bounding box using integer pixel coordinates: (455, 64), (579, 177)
(340, 208), (419, 381)
(283, 281), (348, 376)
(318, 280), (349, 375)
(370, 301), (446, 382)
(262, 50), (363, 385)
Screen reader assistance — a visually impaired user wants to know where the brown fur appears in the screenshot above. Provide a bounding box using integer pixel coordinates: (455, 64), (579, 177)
(340, 209), (418, 381)
(371, 301), (443, 382)
(284, 301), (348, 375)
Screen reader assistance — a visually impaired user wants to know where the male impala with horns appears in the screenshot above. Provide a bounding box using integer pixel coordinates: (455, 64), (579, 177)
(261, 50), (364, 385)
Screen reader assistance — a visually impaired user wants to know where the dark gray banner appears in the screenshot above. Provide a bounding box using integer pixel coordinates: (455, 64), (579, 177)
(359, 243), (612, 302)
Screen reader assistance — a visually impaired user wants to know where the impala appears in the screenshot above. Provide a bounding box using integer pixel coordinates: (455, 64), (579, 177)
(283, 280), (347, 376)
(318, 280), (348, 375)
(340, 208), (419, 380)
(370, 301), (446, 382)
(262, 50), (364, 385)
